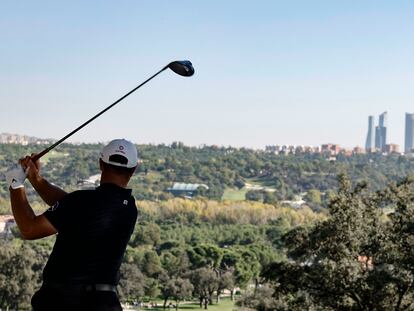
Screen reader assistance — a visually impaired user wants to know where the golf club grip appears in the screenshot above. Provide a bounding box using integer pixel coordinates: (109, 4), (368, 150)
(32, 150), (48, 162)
(31, 65), (170, 162)
(32, 144), (59, 162)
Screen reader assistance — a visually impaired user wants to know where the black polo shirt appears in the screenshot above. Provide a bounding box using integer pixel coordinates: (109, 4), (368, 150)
(42, 183), (137, 285)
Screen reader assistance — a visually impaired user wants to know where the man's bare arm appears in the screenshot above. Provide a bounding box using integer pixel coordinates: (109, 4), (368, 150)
(20, 155), (67, 206)
(10, 187), (57, 240)
(29, 175), (67, 206)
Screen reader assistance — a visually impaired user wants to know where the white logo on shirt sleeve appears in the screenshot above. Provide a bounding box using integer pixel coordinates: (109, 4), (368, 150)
(123, 200), (128, 205)
(48, 201), (59, 212)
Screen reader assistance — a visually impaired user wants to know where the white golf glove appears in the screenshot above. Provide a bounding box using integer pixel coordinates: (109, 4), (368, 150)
(6, 166), (27, 190)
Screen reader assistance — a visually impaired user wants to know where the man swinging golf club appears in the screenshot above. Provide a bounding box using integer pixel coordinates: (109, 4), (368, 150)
(6, 138), (138, 311)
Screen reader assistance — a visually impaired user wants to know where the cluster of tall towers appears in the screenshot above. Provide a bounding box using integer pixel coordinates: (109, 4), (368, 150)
(365, 112), (387, 152)
(365, 112), (414, 153)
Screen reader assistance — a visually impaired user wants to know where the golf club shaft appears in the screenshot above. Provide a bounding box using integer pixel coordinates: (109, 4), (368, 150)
(32, 65), (169, 161)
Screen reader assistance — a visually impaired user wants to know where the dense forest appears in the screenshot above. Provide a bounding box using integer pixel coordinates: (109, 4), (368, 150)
(1, 142), (414, 208)
(0, 198), (324, 309)
(2, 143), (414, 310)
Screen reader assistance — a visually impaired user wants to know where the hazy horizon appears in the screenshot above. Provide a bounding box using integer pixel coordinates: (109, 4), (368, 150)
(2, 1), (414, 149)
(0, 130), (399, 150)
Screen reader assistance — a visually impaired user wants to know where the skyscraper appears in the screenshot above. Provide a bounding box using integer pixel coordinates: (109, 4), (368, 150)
(405, 113), (414, 153)
(379, 111), (387, 147)
(375, 111), (387, 151)
(365, 116), (374, 152)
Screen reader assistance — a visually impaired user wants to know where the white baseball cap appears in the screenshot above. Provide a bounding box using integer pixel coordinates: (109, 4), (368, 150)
(100, 139), (138, 168)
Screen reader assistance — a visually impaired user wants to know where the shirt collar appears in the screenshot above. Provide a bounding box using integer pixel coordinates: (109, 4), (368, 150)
(97, 183), (132, 196)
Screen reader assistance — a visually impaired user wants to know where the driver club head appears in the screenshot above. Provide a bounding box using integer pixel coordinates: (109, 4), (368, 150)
(168, 60), (195, 77)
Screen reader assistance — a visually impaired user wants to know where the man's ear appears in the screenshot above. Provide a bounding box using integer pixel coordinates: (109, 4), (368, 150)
(129, 165), (137, 178)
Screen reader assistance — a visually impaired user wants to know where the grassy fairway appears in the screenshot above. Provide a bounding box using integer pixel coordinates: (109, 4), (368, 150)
(179, 299), (235, 311)
(134, 298), (235, 311)
(222, 188), (247, 201)
(41, 150), (67, 164)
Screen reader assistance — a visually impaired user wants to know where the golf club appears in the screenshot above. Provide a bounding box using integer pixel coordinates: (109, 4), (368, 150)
(32, 60), (194, 161)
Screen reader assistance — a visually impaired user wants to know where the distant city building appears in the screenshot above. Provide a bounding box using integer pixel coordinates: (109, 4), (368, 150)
(379, 112), (388, 147)
(375, 112), (387, 152)
(343, 150), (353, 157)
(166, 183), (209, 198)
(405, 113), (414, 153)
(295, 145), (305, 154)
(265, 145), (320, 155)
(306, 146), (320, 153)
(384, 144), (400, 154)
(0, 133), (54, 145)
(321, 144), (341, 156)
(265, 145), (279, 153)
(365, 115), (375, 152)
(265, 144), (366, 157)
(77, 174), (101, 189)
(353, 146), (365, 154)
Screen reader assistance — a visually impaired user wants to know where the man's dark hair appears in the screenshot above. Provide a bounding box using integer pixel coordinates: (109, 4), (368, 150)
(100, 159), (136, 178)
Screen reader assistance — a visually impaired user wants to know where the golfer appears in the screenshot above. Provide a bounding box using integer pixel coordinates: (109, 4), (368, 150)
(6, 139), (138, 311)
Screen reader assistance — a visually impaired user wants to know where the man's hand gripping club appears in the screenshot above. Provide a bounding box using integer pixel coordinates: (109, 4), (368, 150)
(7, 154), (64, 240)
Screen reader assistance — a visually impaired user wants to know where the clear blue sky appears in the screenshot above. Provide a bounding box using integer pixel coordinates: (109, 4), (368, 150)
(1, 1), (414, 148)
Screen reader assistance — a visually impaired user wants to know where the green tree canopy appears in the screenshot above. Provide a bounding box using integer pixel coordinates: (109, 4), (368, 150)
(258, 175), (414, 310)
